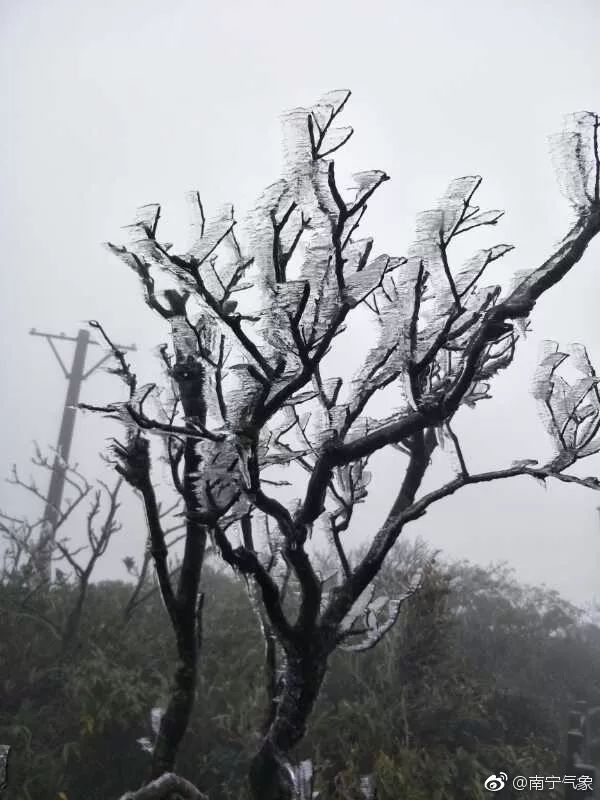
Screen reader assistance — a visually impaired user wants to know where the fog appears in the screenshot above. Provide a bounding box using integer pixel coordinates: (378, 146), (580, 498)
(1, 0), (599, 603)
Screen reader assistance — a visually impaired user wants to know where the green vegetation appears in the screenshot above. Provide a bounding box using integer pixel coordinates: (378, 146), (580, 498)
(2, 549), (597, 799)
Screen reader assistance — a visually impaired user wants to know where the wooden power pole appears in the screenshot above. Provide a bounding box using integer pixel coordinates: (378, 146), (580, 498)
(30, 327), (135, 572)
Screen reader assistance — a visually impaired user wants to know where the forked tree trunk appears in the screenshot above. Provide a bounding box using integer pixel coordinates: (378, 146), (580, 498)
(249, 649), (329, 800)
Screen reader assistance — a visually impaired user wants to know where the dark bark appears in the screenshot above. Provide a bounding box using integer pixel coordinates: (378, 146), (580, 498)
(112, 333), (210, 781)
(150, 435), (207, 779)
(247, 433), (435, 799)
(150, 619), (198, 778)
(249, 644), (329, 800)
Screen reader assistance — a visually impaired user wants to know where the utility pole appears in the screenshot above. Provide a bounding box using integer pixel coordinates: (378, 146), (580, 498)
(30, 327), (136, 574)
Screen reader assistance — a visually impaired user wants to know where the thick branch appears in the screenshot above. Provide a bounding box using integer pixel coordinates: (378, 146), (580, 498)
(400, 457), (598, 525)
(299, 208), (600, 527)
(118, 773), (206, 800)
(212, 523), (296, 644)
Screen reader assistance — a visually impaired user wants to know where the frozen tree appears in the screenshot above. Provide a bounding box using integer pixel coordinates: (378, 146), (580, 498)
(86, 93), (600, 799)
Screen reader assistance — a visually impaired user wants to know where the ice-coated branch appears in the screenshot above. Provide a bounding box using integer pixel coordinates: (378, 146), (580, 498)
(111, 431), (179, 625)
(93, 90), (600, 799)
(117, 772), (207, 800)
(533, 341), (600, 459)
(297, 194), (600, 525)
(337, 574), (419, 653)
(211, 520), (296, 645)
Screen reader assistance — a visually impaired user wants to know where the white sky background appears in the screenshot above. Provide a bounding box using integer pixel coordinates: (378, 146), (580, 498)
(1, 0), (600, 603)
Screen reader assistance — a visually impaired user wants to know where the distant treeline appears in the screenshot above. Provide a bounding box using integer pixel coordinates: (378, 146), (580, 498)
(1, 548), (598, 799)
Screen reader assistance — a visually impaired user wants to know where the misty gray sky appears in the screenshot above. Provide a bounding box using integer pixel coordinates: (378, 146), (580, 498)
(1, 0), (599, 603)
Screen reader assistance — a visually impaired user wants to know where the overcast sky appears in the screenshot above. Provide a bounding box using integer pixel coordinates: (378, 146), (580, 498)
(1, 0), (599, 603)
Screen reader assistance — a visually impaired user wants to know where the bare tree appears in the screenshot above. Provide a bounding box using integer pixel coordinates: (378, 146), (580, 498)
(88, 92), (600, 799)
(0, 446), (122, 653)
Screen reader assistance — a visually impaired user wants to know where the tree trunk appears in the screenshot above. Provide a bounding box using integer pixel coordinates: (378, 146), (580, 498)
(249, 649), (328, 800)
(150, 619), (198, 778)
(150, 435), (206, 779)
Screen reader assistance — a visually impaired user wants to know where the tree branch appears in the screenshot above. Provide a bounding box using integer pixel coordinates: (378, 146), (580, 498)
(117, 773), (206, 800)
